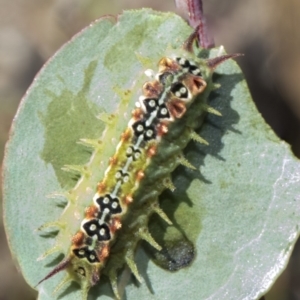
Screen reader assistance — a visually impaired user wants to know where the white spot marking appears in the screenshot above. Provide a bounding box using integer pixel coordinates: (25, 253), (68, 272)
(161, 108), (168, 115)
(149, 100), (156, 107)
(137, 124), (144, 132)
(126, 147), (133, 155)
(146, 129), (153, 137)
(179, 58), (185, 65)
(180, 87), (186, 94)
(90, 224), (97, 231)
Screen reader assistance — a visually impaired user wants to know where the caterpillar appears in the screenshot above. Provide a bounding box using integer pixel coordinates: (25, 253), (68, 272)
(36, 21), (241, 300)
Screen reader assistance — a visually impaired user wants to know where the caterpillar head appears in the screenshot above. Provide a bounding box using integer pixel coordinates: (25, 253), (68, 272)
(183, 23), (243, 75)
(154, 51), (241, 122)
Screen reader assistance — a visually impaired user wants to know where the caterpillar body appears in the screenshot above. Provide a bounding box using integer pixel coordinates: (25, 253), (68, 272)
(37, 23), (241, 299)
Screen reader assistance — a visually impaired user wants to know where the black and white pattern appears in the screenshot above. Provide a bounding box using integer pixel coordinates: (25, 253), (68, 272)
(170, 82), (188, 99)
(96, 194), (122, 215)
(73, 247), (100, 263)
(143, 98), (170, 120)
(114, 170), (130, 184)
(82, 219), (111, 241)
(143, 98), (159, 113)
(126, 146), (142, 161)
(156, 104), (170, 119)
(176, 57), (202, 77)
(132, 120), (156, 141)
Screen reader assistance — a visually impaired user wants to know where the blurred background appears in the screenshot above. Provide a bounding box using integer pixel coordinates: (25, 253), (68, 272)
(0, 0), (300, 299)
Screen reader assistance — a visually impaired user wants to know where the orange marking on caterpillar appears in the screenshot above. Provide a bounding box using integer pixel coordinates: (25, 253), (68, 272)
(109, 155), (118, 166)
(157, 122), (169, 136)
(98, 245), (110, 260)
(71, 231), (85, 247)
(124, 195), (133, 205)
(131, 108), (144, 120)
(167, 99), (186, 119)
(85, 205), (99, 219)
(142, 81), (163, 98)
(158, 57), (180, 73)
(136, 170), (145, 181)
(147, 145), (157, 158)
(97, 182), (106, 193)
(184, 75), (207, 95)
(121, 128), (132, 142)
(110, 218), (122, 234)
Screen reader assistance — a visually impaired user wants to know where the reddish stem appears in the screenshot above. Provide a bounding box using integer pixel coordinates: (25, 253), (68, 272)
(175, 0), (214, 49)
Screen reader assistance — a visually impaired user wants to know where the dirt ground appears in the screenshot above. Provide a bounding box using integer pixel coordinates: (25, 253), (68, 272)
(1, 0), (300, 299)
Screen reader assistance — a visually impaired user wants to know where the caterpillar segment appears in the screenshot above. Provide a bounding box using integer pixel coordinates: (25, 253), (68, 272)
(37, 25), (241, 299)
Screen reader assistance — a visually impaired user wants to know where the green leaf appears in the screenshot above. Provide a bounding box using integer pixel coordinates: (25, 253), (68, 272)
(3, 8), (300, 300)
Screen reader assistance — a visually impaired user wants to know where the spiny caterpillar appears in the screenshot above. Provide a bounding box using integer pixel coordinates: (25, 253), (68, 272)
(36, 25), (241, 299)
